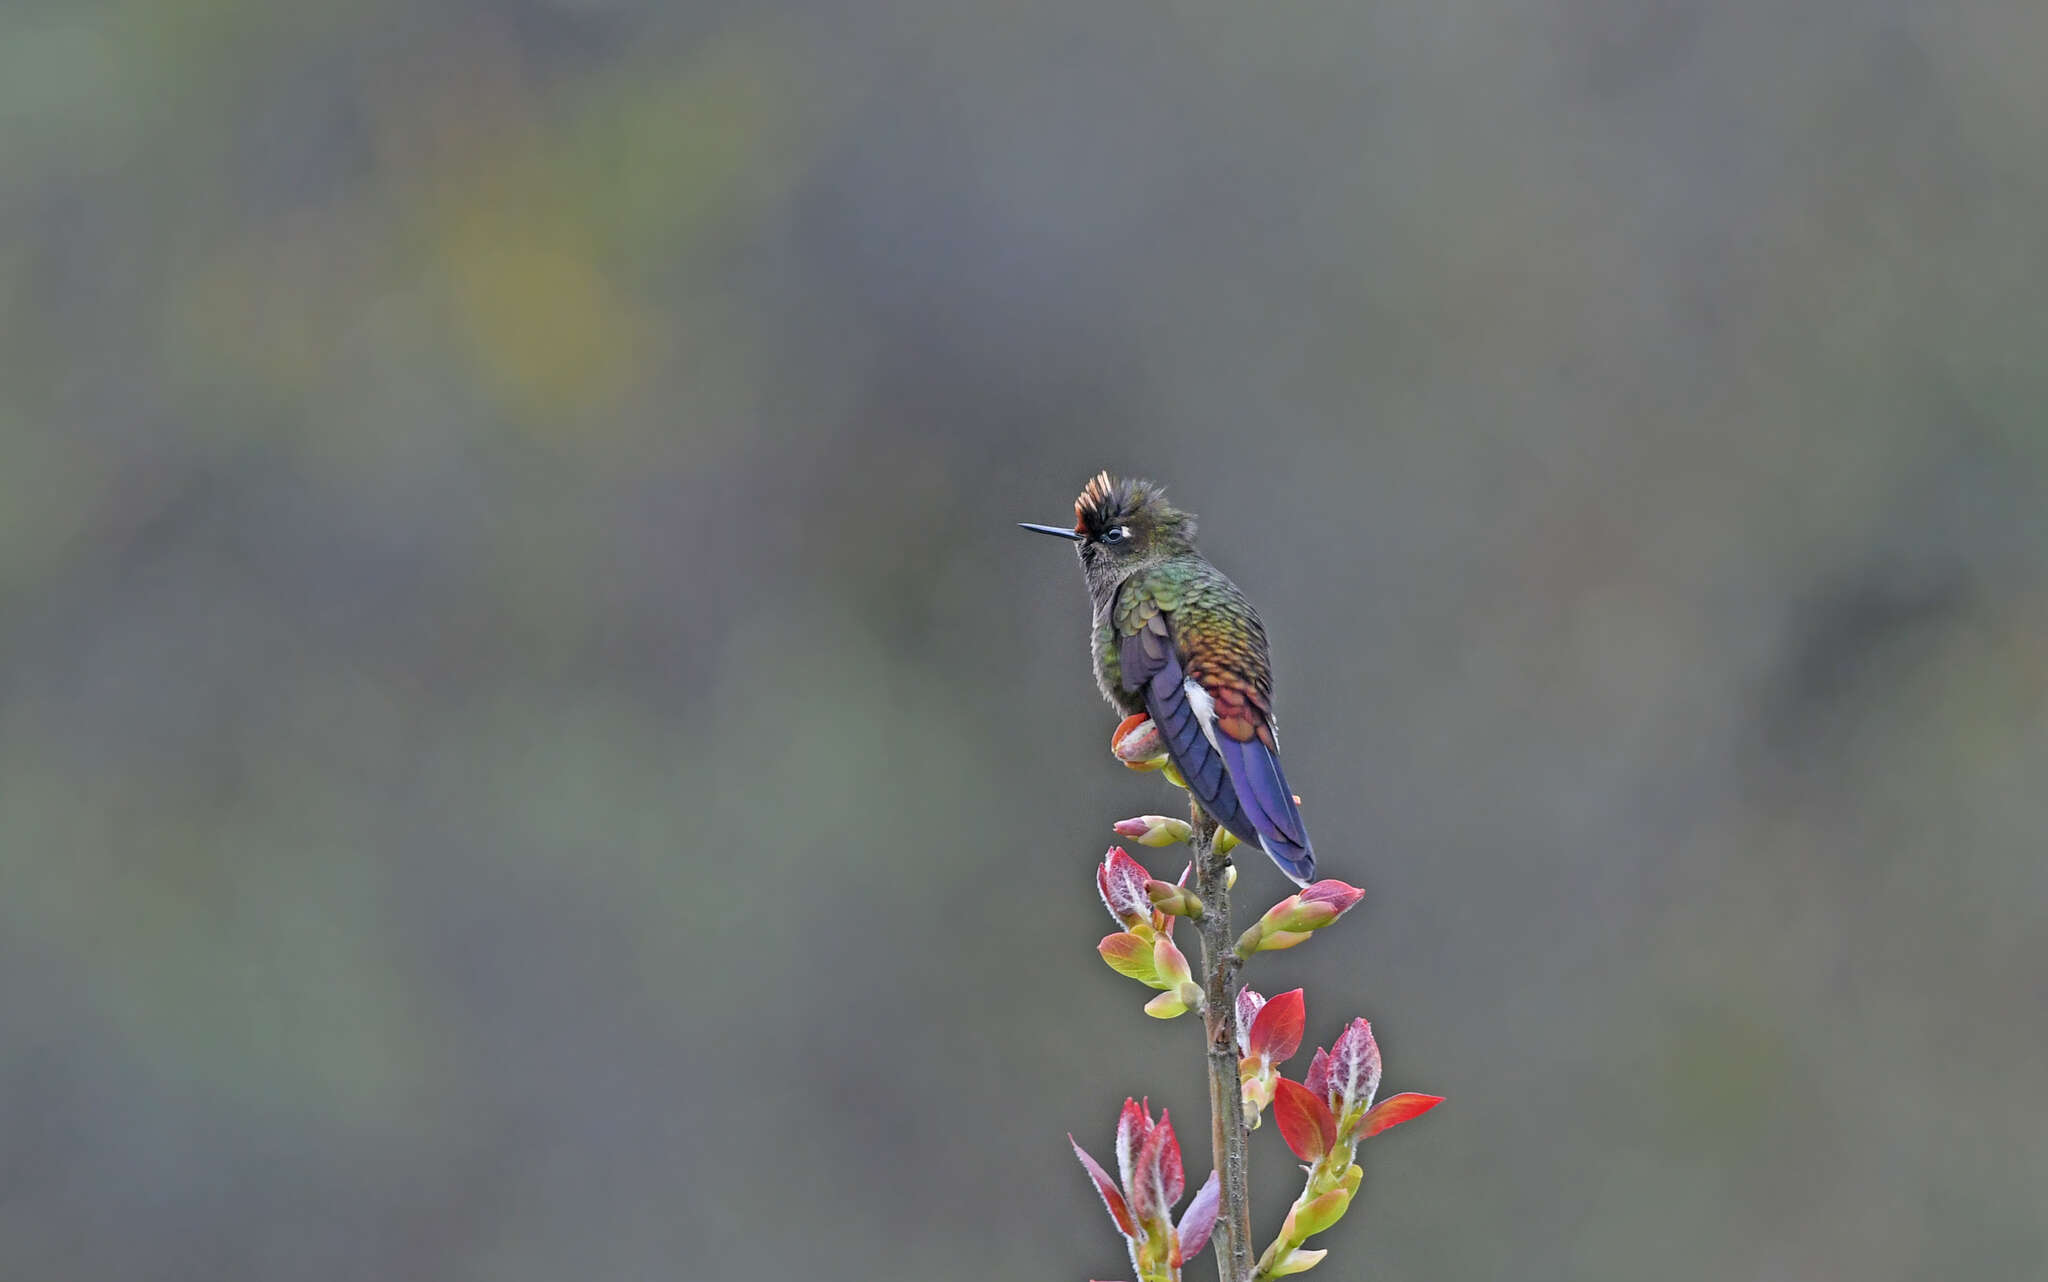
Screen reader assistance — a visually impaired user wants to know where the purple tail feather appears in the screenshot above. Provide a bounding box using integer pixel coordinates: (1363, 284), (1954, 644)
(1216, 732), (1316, 886)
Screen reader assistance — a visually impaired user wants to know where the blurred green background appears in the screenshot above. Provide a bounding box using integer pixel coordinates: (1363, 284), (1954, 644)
(5, 1), (2047, 1278)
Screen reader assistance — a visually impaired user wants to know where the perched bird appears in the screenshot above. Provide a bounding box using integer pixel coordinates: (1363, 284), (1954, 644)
(1022, 473), (1316, 885)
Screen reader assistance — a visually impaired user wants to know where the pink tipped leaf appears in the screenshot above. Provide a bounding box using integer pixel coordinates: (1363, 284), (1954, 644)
(1358, 1092), (1445, 1138)
(1303, 1046), (1333, 1105)
(1114, 815), (1194, 847)
(1259, 880), (1365, 934)
(1129, 1107), (1185, 1223)
(1272, 1078), (1338, 1164)
(1329, 1018), (1383, 1117)
(1246, 988), (1306, 1064)
(1098, 848), (1155, 929)
(1151, 933), (1193, 988)
(1235, 987), (1268, 1057)
(1157, 1113), (1186, 1208)
(1297, 879), (1364, 917)
(1115, 1097), (1151, 1196)
(1097, 933), (1159, 985)
(1174, 1171), (1221, 1264)
(1070, 1136), (1136, 1238)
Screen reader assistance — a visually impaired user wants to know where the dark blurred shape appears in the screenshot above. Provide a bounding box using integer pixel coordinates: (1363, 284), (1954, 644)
(1768, 562), (1972, 749)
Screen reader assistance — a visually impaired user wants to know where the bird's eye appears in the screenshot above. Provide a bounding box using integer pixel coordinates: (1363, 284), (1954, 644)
(1102, 526), (1131, 545)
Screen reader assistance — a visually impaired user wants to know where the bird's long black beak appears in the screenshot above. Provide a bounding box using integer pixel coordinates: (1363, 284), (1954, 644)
(1018, 522), (1082, 541)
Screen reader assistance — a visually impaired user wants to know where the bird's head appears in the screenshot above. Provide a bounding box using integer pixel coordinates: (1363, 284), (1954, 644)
(1020, 472), (1198, 576)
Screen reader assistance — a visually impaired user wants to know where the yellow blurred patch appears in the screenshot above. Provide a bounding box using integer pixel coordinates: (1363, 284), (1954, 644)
(379, 22), (816, 426)
(436, 176), (646, 417)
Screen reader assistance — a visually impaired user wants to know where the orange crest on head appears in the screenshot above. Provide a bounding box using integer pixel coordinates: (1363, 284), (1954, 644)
(1072, 472), (1192, 543)
(1073, 470), (1120, 533)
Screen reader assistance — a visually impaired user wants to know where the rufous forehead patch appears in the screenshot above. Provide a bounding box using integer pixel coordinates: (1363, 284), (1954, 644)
(1074, 470), (1119, 531)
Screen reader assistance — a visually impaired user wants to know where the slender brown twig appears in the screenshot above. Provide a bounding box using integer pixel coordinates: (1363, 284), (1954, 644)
(1189, 802), (1253, 1282)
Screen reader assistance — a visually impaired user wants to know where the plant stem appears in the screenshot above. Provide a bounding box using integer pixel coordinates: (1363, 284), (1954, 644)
(1190, 802), (1253, 1282)
(1250, 1136), (1358, 1280)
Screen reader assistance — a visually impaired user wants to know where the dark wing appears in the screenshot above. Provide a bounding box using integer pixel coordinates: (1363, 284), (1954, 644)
(1118, 577), (1316, 885)
(1118, 608), (1261, 847)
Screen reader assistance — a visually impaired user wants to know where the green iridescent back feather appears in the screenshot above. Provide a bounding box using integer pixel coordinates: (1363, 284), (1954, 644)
(1094, 558), (1272, 727)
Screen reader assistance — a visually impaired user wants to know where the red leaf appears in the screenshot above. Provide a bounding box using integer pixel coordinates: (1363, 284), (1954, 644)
(1329, 1018), (1382, 1115)
(1303, 1046), (1333, 1105)
(1272, 1078), (1337, 1163)
(1174, 1170), (1221, 1264)
(1098, 848), (1155, 928)
(1358, 1092), (1445, 1139)
(1115, 1097), (1152, 1195)
(1246, 988), (1305, 1064)
(1131, 1108), (1184, 1221)
(1235, 987), (1268, 1057)
(1070, 1135), (1136, 1238)
(1157, 1112), (1185, 1208)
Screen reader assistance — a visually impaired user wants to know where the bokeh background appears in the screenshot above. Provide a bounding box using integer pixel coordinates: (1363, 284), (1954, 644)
(6, 1), (2047, 1278)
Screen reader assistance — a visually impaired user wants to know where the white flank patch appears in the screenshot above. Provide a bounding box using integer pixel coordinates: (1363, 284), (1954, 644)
(1183, 679), (1225, 756)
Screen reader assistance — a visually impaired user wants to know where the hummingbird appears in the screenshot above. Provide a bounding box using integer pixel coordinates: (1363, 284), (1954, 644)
(1022, 472), (1316, 885)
